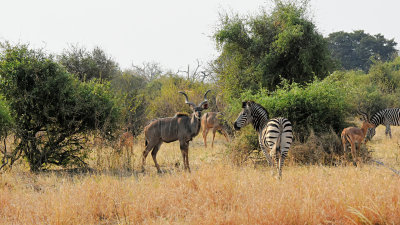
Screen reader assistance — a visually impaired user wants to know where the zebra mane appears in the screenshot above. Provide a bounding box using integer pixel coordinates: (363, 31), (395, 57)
(246, 101), (269, 132)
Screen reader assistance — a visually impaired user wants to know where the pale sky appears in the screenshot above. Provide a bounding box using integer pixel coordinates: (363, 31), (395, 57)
(1, 0), (399, 72)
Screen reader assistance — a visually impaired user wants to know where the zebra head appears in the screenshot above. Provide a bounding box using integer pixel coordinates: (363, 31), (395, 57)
(233, 101), (253, 130)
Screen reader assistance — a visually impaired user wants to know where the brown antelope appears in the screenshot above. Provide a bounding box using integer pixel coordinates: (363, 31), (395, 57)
(118, 131), (134, 152)
(201, 112), (230, 148)
(142, 90), (210, 173)
(341, 111), (376, 166)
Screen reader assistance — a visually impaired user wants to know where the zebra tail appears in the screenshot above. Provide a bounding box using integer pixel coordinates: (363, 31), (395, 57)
(271, 134), (281, 156)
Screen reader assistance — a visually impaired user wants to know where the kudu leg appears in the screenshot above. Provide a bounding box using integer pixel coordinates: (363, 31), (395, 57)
(212, 129), (217, 148)
(142, 141), (156, 172)
(203, 128), (209, 148)
(180, 141), (190, 172)
(151, 142), (163, 173)
(221, 129), (230, 142)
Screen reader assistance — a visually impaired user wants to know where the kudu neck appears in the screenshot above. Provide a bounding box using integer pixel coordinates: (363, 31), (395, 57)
(190, 112), (202, 134)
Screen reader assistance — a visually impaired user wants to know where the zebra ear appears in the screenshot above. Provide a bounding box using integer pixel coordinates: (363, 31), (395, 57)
(242, 101), (247, 108)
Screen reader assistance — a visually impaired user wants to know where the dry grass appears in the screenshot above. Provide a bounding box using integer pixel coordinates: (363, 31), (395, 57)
(1, 129), (400, 224)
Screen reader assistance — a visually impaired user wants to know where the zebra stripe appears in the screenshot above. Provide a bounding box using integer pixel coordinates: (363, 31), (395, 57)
(367, 108), (400, 139)
(233, 101), (293, 178)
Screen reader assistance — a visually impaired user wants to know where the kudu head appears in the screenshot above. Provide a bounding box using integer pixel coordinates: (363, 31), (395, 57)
(179, 90), (211, 119)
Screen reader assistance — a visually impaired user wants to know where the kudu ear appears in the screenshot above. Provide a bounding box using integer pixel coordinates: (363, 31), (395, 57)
(202, 103), (209, 110)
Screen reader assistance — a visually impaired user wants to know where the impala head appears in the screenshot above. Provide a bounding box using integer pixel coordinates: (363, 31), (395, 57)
(179, 90), (211, 119)
(357, 108), (376, 129)
(233, 101), (253, 130)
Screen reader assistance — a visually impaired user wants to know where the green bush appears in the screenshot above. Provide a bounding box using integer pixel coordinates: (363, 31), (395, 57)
(0, 43), (120, 171)
(0, 97), (13, 138)
(326, 58), (400, 115)
(234, 79), (351, 141)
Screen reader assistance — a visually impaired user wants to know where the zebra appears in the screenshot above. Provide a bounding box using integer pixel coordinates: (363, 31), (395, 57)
(233, 101), (293, 178)
(366, 108), (400, 140)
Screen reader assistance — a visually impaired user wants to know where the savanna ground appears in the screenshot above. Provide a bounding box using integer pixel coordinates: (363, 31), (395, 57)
(1, 126), (400, 225)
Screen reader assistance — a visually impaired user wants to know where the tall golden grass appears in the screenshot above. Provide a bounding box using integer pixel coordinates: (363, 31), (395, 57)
(0, 127), (399, 224)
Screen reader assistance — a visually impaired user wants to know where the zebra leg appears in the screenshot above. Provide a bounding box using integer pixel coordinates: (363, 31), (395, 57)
(386, 124), (392, 138)
(259, 140), (273, 166)
(269, 145), (278, 176)
(262, 147), (273, 166)
(273, 151), (280, 177)
(278, 154), (283, 179)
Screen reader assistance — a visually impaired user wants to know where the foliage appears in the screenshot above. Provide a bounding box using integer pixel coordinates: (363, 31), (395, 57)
(145, 74), (213, 119)
(111, 70), (148, 136)
(0, 43), (120, 171)
(326, 30), (398, 71)
(326, 57), (400, 116)
(213, 1), (334, 98)
(233, 79), (351, 141)
(0, 97), (13, 139)
(227, 126), (259, 166)
(58, 44), (121, 82)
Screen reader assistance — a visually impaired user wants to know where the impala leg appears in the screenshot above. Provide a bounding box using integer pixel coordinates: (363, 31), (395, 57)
(341, 134), (347, 153)
(151, 142), (163, 173)
(350, 142), (357, 167)
(180, 141), (190, 172)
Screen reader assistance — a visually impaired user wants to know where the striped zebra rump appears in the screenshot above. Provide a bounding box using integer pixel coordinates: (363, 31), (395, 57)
(261, 117), (293, 160)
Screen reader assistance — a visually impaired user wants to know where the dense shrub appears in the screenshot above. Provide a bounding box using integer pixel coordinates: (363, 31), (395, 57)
(233, 79), (351, 141)
(0, 44), (121, 171)
(227, 126), (259, 166)
(0, 97), (13, 139)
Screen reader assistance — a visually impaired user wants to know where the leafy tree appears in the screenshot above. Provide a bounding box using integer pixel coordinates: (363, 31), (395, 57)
(130, 62), (163, 82)
(0, 97), (14, 170)
(111, 70), (148, 136)
(326, 57), (400, 115)
(0, 97), (13, 139)
(326, 30), (398, 71)
(58, 44), (121, 82)
(0, 44), (120, 171)
(145, 74), (213, 119)
(214, 1), (334, 98)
